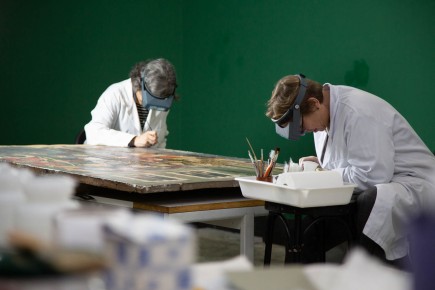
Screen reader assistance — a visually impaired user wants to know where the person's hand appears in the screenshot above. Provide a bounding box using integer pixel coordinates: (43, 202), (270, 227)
(134, 131), (158, 147)
(299, 156), (320, 170)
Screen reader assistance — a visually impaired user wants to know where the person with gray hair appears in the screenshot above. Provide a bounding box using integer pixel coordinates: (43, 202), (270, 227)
(84, 58), (178, 148)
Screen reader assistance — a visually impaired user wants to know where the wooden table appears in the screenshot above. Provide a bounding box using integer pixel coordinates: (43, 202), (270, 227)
(0, 144), (269, 261)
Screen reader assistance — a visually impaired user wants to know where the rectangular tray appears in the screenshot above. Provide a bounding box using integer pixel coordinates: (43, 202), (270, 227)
(236, 176), (356, 208)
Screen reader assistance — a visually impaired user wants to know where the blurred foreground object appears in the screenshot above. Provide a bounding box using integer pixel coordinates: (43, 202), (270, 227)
(409, 211), (435, 290)
(0, 163), (78, 247)
(104, 213), (195, 290)
(226, 248), (411, 290)
(0, 163), (105, 277)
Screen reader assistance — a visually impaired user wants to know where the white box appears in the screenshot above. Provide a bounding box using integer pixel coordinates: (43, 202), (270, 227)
(275, 171), (343, 188)
(103, 214), (195, 290)
(236, 176), (356, 208)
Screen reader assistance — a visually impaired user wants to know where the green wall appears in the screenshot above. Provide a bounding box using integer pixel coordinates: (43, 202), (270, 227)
(0, 0), (183, 144)
(177, 0), (435, 161)
(1, 0), (434, 163)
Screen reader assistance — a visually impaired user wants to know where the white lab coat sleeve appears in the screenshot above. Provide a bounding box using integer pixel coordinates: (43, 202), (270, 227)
(332, 110), (395, 190)
(84, 90), (136, 147)
(145, 110), (169, 149)
(157, 116), (168, 149)
(156, 111), (168, 149)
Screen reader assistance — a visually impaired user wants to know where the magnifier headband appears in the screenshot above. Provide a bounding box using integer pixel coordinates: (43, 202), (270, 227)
(140, 72), (175, 111)
(271, 74), (307, 140)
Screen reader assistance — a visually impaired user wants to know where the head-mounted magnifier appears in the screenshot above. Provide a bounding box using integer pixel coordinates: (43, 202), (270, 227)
(271, 74), (307, 140)
(140, 72), (175, 111)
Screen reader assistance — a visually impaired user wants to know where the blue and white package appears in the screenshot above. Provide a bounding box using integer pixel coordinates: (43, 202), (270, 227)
(103, 214), (195, 290)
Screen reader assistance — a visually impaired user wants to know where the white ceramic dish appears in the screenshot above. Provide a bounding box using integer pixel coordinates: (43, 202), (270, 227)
(236, 176), (356, 208)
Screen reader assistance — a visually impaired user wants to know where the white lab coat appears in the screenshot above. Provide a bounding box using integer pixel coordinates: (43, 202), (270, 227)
(84, 79), (169, 148)
(314, 84), (435, 260)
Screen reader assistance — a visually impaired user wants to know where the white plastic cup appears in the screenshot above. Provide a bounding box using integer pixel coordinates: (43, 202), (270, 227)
(302, 161), (319, 171)
(14, 201), (79, 245)
(54, 208), (130, 253)
(0, 194), (26, 247)
(23, 175), (76, 203)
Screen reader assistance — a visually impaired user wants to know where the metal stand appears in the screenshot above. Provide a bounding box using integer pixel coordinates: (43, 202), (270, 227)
(263, 201), (355, 265)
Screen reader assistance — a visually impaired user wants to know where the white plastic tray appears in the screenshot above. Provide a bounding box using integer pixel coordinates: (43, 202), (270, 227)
(236, 176), (356, 208)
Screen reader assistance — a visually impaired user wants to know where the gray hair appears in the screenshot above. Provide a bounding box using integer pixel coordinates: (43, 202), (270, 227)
(129, 58), (178, 99)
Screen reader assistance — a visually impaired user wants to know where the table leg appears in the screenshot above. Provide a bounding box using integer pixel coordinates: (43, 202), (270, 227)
(294, 213), (302, 263)
(264, 213), (277, 266)
(240, 212), (255, 263)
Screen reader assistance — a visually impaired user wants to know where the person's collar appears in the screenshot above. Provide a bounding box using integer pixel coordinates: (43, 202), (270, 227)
(323, 83), (337, 139)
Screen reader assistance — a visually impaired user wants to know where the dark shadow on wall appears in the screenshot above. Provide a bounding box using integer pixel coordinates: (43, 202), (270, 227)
(345, 59), (369, 87)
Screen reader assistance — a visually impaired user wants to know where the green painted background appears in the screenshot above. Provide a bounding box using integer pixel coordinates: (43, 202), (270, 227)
(1, 0), (434, 163)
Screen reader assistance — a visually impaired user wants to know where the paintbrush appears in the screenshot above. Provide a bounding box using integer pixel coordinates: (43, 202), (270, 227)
(248, 150), (259, 176)
(263, 147), (280, 177)
(245, 137), (258, 161)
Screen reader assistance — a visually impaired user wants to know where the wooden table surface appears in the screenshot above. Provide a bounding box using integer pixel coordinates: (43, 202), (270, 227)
(0, 144), (259, 194)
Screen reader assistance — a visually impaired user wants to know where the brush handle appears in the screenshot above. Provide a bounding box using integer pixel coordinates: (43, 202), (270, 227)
(263, 162), (274, 177)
